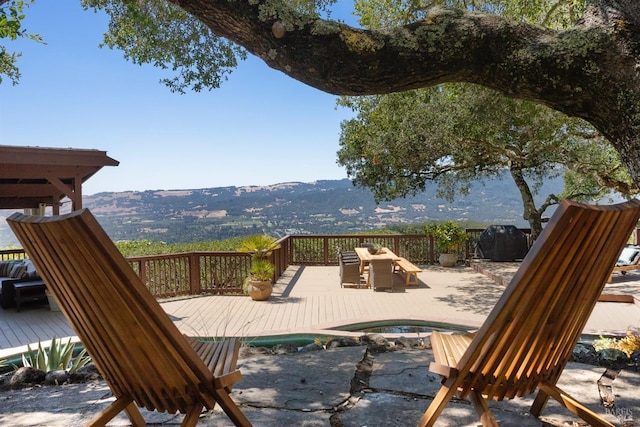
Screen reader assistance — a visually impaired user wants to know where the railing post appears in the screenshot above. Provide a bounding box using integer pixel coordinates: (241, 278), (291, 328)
(465, 239), (469, 261)
(324, 236), (329, 265)
(287, 236), (293, 265)
(138, 260), (146, 285)
(190, 253), (201, 295)
(428, 235), (435, 264)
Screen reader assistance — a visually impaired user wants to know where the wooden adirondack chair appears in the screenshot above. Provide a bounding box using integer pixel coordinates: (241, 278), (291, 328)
(420, 199), (640, 427)
(7, 209), (252, 427)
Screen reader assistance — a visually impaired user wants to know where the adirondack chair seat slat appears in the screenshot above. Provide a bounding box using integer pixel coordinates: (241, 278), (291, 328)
(7, 209), (252, 427)
(419, 199), (640, 427)
(186, 337), (243, 390)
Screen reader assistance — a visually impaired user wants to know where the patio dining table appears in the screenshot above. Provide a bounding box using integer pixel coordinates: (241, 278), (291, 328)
(354, 247), (401, 275)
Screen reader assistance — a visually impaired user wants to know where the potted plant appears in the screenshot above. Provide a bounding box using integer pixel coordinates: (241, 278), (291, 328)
(237, 234), (281, 301)
(244, 259), (275, 301)
(45, 289), (61, 311)
(424, 221), (469, 267)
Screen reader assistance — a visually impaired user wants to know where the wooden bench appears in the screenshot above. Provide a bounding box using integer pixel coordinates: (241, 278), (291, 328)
(393, 257), (421, 285)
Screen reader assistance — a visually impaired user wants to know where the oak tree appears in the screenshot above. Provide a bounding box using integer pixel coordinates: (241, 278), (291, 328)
(337, 84), (634, 238)
(337, 1), (635, 238)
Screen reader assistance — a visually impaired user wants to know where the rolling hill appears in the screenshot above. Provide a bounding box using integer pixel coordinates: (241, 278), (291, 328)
(0, 177), (563, 245)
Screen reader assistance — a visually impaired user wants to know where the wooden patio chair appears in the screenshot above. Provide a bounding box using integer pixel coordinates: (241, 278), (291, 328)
(370, 258), (394, 291)
(420, 199), (640, 427)
(7, 209), (252, 427)
(339, 251), (362, 287)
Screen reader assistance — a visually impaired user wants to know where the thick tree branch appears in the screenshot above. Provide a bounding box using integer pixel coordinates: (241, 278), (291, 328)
(172, 1), (636, 105)
(170, 0), (640, 185)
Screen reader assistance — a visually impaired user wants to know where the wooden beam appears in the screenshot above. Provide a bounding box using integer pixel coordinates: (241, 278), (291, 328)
(0, 198), (44, 209)
(598, 294), (635, 303)
(0, 146), (118, 212)
(45, 175), (83, 210)
(0, 146), (119, 167)
(45, 176), (74, 199)
(72, 175), (82, 210)
(0, 164), (98, 179)
(0, 183), (61, 197)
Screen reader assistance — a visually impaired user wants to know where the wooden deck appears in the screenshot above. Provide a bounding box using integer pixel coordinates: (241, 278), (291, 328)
(2, 264), (640, 359)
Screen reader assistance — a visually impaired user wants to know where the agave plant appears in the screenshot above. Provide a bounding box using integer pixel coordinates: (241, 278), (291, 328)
(21, 337), (92, 373)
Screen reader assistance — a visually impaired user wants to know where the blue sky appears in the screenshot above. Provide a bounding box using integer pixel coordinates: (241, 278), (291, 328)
(0, 1), (358, 195)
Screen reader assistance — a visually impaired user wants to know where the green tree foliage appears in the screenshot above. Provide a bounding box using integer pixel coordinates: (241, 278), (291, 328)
(336, 0), (636, 238)
(0, 0), (588, 90)
(115, 236), (247, 257)
(337, 84), (635, 238)
(81, 0), (246, 93)
(353, 0), (586, 29)
(0, 0), (42, 85)
(79, 0), (342, 92)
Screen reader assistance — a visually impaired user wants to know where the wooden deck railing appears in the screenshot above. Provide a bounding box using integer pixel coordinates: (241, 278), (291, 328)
(126, 252), (251, 298)
(5, 224), (640, 298)
(0, 228), (549, 298)
(0, 249), (26, 261)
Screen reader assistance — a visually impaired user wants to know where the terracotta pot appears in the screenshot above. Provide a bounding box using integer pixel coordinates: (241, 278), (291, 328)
(248, 280), (272, 301)
(438, 253), (458, 267)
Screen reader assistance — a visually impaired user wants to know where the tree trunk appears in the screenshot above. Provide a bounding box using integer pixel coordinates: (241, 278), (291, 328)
(510, 166), (543, 240)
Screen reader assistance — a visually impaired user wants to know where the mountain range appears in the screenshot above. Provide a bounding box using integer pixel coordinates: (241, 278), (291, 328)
(0, 178), (563, 245)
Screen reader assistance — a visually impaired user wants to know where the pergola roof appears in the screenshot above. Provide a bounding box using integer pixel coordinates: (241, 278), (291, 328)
(0, 145), (119, 213)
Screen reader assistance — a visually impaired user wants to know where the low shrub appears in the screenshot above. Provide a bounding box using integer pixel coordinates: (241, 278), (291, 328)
(593, 330), (640, 357)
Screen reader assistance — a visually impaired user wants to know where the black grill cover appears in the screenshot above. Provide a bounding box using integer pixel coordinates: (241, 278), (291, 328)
(475, 225), (528, 262)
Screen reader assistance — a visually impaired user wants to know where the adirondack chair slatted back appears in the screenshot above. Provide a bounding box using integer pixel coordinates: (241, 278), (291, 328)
(455, 199), (640, 401)
(7, 209), (232, 414)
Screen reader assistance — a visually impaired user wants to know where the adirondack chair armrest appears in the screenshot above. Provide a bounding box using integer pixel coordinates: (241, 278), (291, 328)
(215, 369), (243, 391)
(429, 362), (458, 379)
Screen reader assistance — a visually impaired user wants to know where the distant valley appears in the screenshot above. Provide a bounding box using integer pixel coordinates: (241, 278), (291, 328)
(0, 178), (563, 245)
